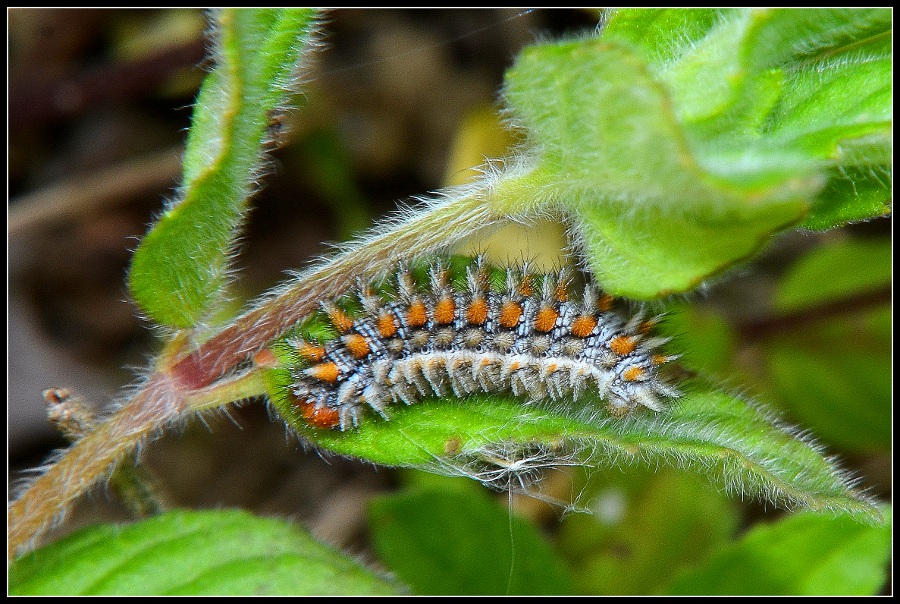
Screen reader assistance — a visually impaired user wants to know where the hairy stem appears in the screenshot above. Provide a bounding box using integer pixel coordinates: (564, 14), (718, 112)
(171, 184), (502, 390)
(9, 364), (273, 559)
(9, 375), (169, 559)
(8, 184), (505, 559)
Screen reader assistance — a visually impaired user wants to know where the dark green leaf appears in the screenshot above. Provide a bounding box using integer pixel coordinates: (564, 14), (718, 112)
(369, 487), (573, 595)
(558, 468), (739, 595)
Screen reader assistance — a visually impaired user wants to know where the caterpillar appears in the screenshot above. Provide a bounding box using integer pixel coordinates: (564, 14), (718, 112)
(265, 256), (679, 431)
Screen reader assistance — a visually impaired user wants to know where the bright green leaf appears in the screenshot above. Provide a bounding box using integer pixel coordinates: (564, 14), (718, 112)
(662, 506), (892, 595)
(498, 35), (815, 299)
(599, 9), (724, 67)
(369, 487), (573, 595)
(9, 509), (400, 596)
(129, 9), (320, 327)
(268, 368), (880, 523)
(802, 166), (891, 230)
(495, 9), (890, 299)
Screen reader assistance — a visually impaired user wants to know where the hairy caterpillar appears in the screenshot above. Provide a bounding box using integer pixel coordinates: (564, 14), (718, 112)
(264, 256), (679, 431)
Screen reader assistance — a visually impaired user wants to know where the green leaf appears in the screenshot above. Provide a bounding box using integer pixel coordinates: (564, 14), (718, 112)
(9, 509), (400, 596)
(129, 9), (320, 327)
(773, 237), (891, 311)
(495, 9), (890, 299)
(369, 486), (573, 595)
(802, 166), (891, 230)
(268, 371), (880, 523)
(662, 506), (892, 595)
(760, 237), (891, 451)
(498, 36), (814, 300)
(558, 468), (739, 595)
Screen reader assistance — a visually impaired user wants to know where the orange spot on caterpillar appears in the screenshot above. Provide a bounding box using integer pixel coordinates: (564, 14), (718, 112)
(466, 297), (488, 325)
(570, 315), (598, 338)
(499, 301), (523, 328)
(407, 299), (428, 328)
(343, 333), (371, 359)
(377, 312), (398, 338)
(609, 335), (637, 356)
(292, 395), (341, 430)
(622, 366), (645, 382)
(533, 305), (560, 332)
(306, 361), (341, 383)
(296, 342), (326, 363)
(434, 296), (456, 325)
(327, 306), (354, 333)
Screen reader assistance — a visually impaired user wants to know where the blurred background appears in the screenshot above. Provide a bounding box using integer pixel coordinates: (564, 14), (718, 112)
(8, 8), (890, 593)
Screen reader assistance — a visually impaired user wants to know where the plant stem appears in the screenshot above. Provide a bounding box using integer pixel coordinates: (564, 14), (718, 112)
(8, 185), (505, 559)
(9, 376), (163, 559)
(171, 185), (501, 390)
(7, 365), (266, 559)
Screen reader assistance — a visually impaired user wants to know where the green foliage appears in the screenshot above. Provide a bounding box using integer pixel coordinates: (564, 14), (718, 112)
(496, 8), (890, 299)
(558, 468), (739, 594)
(9, 510), (400, 595)
(369, 486), (573, 595)
(662, 505), (893, 595)
(660, 236), (891, 454)
(267, 373), (878, 522)
(128, 9), (319, 327)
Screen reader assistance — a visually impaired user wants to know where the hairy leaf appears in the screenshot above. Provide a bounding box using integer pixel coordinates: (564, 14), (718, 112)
(129, 9), (319, 327)
(495, 9), (891, 299)
(269, 370), (880, 522)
